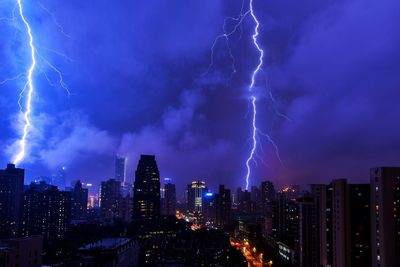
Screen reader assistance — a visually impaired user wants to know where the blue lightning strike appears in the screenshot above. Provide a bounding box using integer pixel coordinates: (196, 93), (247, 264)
(13, 0), (36, 166)
(244, 0), (283, 190)
(205, 1), (249, 78)
(205, 0), (285, 190)
(1, 0), (72, 165)
(245, 96), (258, 190)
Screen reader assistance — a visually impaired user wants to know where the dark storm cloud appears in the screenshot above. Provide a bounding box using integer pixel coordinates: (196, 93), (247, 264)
(264, 0), (400, 185)
(1, 0), (399, 191)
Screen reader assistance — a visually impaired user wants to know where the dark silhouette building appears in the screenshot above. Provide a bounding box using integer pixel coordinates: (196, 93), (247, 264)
(100, 179), (121, 219)
(349, 184), (371, 267)
(312, 179), (371, 267)
(0, 235), (43, 267)
(21, 182), (71, 240)
(70, 180), (88, 220)
(0, 164), (24, 238)
(370, 167), (400, 267)
(203, 192), (216, 223)
(215, 185), (231, 227)
(133, 155), (160, 222)
(261, 181), (276, 208)
(162, 182), (176, 216)
(237, 189), (253, 214)
(298, 195), (319, 267)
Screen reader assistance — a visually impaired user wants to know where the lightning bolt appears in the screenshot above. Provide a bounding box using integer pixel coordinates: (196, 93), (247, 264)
(205, 0), (286, 190)
(205, 0), (249, 78)
(1, 1), (72, 165)
(13, 0), (36, 166)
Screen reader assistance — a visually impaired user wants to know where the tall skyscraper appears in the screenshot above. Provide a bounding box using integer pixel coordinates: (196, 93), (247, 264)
(215, 185), (231, 227)
(133, 155), (161, 222)
(251, 186), (262, 212)
(162, 183), (176, 216)
(21, 182), (71, 240)
(237, 189), (253, 214)
(100, 179), (121, 219)
(203, 192), (216, 223)
(70, 180), (88, 220)
(187, 181), (207, 214)
(315, 179), (371, 267)
(298, 195), (319, 267)
(370, 167), (400, 267)
(0, 164), (24, 238)
(115, 155), (127, 183)
(310, 184), (326, 266)
(261, 181), (276, 206)
(349, 184), (371, 267)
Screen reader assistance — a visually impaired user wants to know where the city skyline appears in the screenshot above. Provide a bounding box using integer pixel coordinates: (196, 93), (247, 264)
(1, 159), (399, 266)
(1, 0), (400, 192)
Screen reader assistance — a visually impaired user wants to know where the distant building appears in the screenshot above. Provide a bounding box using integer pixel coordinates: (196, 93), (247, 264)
(115, 155), (127, 183)
(370, 167), (400, 267)
(215, 185), (231, 227)
(202, 192), (216, 223)
(0, 235), (42, 267)
(21, 182), (71, 240)
(261, 181), (276, 207)
(100, 179), (121, 219)
(237, 189), (253, 214)
(133, 155), (161, 222)
(162, 183), (176, 216)
(70, 180), (88, 220)
(0, 164), (24, 238)
(250, 185), (262, 212)
(119, 195), (132, 224)
(187, 181), (207, 215)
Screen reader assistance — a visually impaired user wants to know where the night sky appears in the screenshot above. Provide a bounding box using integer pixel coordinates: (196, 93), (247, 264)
(1, 0), (399, 192)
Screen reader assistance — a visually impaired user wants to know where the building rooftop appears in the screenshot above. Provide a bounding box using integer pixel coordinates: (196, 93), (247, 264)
(79, 238), (131, 251)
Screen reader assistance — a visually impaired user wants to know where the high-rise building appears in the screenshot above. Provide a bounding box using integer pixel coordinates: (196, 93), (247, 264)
(115, 155), (127, 183)
(70, 180), (88, 220)
(215, 185), (231, 227)
(276, 192), (298, 242)
(203, 192), (216, 223)
(310, 184), (326, 266)
(133, 155), (161, 222)
(237, 189), (253, 214)
(349, 184), (371, 267)
(162, 183), (176, 216)
(315, 179), (371, 267)
(261, 181), (276, 207)
(0, 164), (24, 238)
(298, 195), (319, 267)
(119, 195), (132, 223)
(100, 179), (121, 219)
(21, 182), (71, 240)
(251, 186), (262, 212)
(331, 179), (351, 267)
(370, 167), (400, 267)
(187, 181), (207, 214)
